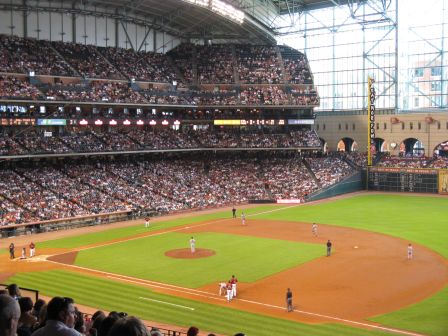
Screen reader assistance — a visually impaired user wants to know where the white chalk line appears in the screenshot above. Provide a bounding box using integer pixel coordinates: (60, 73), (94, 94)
(45, 204), (425, 336)
(139, 297), (195, 311)
(73, 204), (301, 253)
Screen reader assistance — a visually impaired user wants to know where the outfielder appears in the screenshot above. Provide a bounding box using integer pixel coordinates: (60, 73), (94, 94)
(190, 237), (196, 253)
(241, 212), (246, 226)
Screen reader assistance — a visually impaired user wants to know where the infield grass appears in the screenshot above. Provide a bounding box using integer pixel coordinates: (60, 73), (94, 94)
(7, 269), (390, 336)
(74, 232), (323, 288)
(13, 193), (448, 336)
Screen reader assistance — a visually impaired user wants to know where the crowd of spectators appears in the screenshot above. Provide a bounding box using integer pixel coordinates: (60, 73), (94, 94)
(279, 46), (313, 84)
(197, 45), (235, 84)
(306, 156), (353, 188)
(1, 76), (318, 106)
(0, 128), (322, 155)
(0, 153), (354, 226)
(236, 46), (282, 84)
(167, 44), (195, 83)
(429, 156), (448, 168)
(98, 47), (178, 83)
(0, 76), (43, 100)
(376, 155), (431, 168)
(0, 287), (222, 336)
(51, 41), (124, 80)
(0, 34), (75, 76)
(0, 36), (317, 92)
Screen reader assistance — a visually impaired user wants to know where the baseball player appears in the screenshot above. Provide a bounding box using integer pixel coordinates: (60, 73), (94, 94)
(226, 281), (233, 302)
(312, 223), (318, 236)
(190, 237), (196, 253)
(286, 288), (293, 312)
(241, 212), (246, 226)
(326, 240), (332, 256)
(144, 217), (150, 228)
(230, 275), (238, 298)
(29, 242), (36, 257)
(219, 282), (227, 296)
(20, 247), (26, 259)
(407, 243), (413, 259)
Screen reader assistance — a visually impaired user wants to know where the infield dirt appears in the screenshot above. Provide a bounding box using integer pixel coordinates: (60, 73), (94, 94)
(1, 201), (447, 332)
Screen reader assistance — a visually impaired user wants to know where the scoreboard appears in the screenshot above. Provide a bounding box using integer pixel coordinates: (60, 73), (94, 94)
(368, 167), (439, 193)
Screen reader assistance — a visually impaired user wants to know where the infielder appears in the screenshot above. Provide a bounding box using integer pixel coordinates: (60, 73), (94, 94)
(190, 237), (196, 253)
(219, 282), (227, 296)
(407, 243), (413, 259)
(226, 281), (233, 302)
(241, 212), (246, 226)
(144, 217), (150, 228)
(230, 275), (238, 298)
(29, 242), (35, 258)
(312, 223), (317, 236)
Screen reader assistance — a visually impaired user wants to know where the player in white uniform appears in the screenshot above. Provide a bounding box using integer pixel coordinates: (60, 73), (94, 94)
(29, 242), (36, 257)
(407, 243), (413, 259)
(312, 223), (317, 236)
(144, 217), (150, 228)
(241, 212), (246, 225)
(226, 282), (233, 302)
(230, 275), (238, 298)
(219, 282), (227, 296)
(190, 237), (196, 253)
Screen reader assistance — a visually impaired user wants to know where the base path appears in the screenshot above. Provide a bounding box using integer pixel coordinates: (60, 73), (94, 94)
(1, 202), (447, 332)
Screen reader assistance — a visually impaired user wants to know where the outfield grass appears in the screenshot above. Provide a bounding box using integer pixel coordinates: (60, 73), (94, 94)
(9, 193), (447, 336)
(253, 194), (448, 257)
(371, 286), (448, 336)
(7, 270), (390, 336)
(74, 232), (323, 288)
(39, 212), (230, 249)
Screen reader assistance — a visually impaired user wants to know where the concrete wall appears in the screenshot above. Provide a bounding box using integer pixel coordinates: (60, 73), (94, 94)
(314, 111), (448, 155)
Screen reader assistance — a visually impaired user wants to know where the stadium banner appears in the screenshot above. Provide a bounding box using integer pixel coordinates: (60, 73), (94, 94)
(37, 119), (67, 126)
(439, 170), (448, 194)
(277, 199), (302, 204)
(367, 77), (376, 166)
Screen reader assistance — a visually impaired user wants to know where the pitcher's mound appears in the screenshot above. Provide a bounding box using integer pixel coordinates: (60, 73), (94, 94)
(165, 248), (215, 259)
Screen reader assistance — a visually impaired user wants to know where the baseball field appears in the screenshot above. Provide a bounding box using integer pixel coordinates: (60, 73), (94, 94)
(1, 192), (447, 336)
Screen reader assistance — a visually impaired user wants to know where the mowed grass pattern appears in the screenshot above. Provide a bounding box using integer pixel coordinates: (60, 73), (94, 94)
(7, 194), (448, 335)
(74, 232), (324, 288)
(253, 194), (448, 257)
(8, 270), (390, 336)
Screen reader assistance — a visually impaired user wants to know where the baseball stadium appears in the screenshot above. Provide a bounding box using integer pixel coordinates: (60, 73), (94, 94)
(0, 0), (447, 336)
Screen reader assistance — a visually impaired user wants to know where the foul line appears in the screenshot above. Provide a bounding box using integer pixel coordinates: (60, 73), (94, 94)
(73, 204), (301, 253)
(45, 204), (425, 336)
(139, 297), (195, 311)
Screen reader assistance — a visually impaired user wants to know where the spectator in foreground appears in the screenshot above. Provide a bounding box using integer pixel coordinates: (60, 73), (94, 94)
(187, 326), (199, 336)
(0, 294), (21, 336)
(107, 316), (149, 336)
(17, 296), (37, 336)
(7, 284), (21, 300)
(31, 296), (82, 336)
